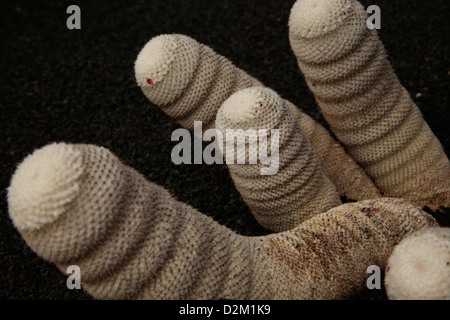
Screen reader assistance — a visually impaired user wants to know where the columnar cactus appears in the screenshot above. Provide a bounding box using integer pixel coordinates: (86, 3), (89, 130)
(215, 87), (341, 231)
(7, 143), (437, 299)
(289, 0), (450, 209)
(134, 34), (380, 201)
(385, 227), (450, 300)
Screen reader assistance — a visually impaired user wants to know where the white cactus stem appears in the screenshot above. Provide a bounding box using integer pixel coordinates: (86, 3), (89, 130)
(289, 0), (450, 209)
(215, 87), (341, 231)
(8, 143), (436, 299)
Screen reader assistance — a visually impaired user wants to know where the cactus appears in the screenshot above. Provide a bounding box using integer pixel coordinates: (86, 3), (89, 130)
(7, 143), (436, 299)
(289, 0), (450, 209)
(385, 227), (450, 300)
(134, 33), (380, 202)
(215, 87), (341, 231)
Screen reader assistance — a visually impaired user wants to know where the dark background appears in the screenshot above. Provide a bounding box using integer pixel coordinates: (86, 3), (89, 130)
(0, 0), (448, 300)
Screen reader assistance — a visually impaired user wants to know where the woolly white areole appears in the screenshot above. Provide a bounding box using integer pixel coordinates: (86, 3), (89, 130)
(385, 227), (450, 300)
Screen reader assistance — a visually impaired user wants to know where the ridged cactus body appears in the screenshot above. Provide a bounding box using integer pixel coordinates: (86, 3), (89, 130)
(8, 143), (437, 299)
(135, 34), (380, 201)
(286, 102), (379, 201)
(289, 0), (450, 209)
(215, 87), (341, 231)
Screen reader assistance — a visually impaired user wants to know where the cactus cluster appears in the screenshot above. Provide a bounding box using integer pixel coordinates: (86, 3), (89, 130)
(7, 0), (449, 300)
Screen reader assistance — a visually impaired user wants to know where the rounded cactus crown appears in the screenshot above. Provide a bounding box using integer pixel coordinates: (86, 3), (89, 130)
(8, 143), (84, 231)
(289, 0), (352, 38)
(385, 227), (450, 300)
(216, 87), (284, 131)
(134, 34), (201, 106)
(135, 35), (179, 86)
